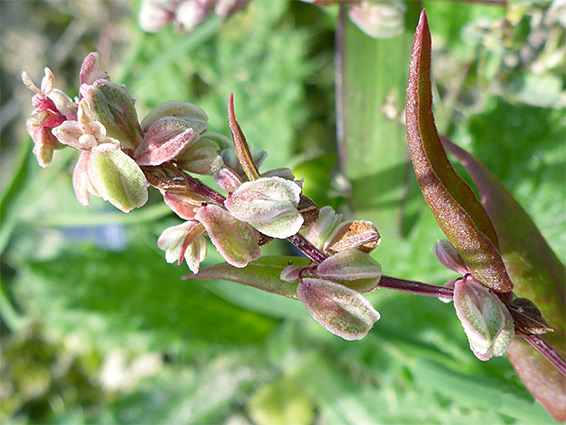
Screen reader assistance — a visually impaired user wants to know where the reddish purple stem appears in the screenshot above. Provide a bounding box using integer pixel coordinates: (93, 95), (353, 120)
(184, 173), (227, 205)
(524, 335), (566, 377)
(379, 275), (454, 299)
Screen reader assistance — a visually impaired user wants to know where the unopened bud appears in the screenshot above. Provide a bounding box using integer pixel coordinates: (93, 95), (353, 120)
(453, 277), (514, 361)
(325, 220), (380, 255)
(141, 101), (208, 136)
(305, 206), (343, 251)
(176, 135), (222, 175)
(349, 1), (406, 39)
(79, 52), (110, 86)
(89, 145), (149, 212)
(134, 117), (196, 166)
(434, 240), (469, 275)
(224, 176), (304, 239)
(195, 204), (260, 268)
(298, 277), (380, 341)
(316, 249), (381, 293)
(157, 220), (207, 273)
(80, 80), (142, 150)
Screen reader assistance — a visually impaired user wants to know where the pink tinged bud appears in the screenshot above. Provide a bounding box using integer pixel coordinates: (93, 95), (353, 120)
(316, 249), (382, 293)
(324, 220), (381, 255)
(79, 52), (110, 86)
(195, 205), (260, 268)
(52, 120), (97, 150)
(260, 168), (296, 180)
(433, 240), (469, 275)
(163, 192), (204, 220)
(214, 167), (243, 193)
(224, 176), (304, 239)
(175, 137), (222, 175)
(298, 278), (381, 341)
(80, 80), (142, 150)
(348, 1), (406, 39)
(26, 112), (62, 167)
(22, 68), (55, 96)
(139, 0), (175, 33)
(48, 89), (76, 117)
(73, 152), (94, 206)
(157, 221), (207, 273)
(215, 0), (252, 17)
(305, 206), (343, 251)
(141, 101), (208, 136)
(221, 148), (267, 180)
(88, 146), (149, 212)
(453, 277), (514, 361)
(280, 265), (305, 283)
(175, 0), (215, 31)
(134, 117), (196, 166)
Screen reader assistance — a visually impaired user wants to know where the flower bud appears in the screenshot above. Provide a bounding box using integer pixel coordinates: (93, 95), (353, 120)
(305, 206), (343, 251)
(134, 117), (196, 166)
(26, 111), (64, 167)
(80, 80), (142, 150)
(433, 240), (469, 275)
(175, 0), (214, 31)
(175, 135), (222, 175)
(157, 220), (207, 273)
(79, 52), (110, 86)
(138, 0), (174, 33)
(163, 192), (204, 220)
(141, 101), (208, 136)
(214, 167), (243, 193)
(349, 1), (406, 39)
(453, 277), (514, 361)
(316, 249), (381, 293)
(195, 204), (260, 268)
(88, 145), (149, 212)
(298, 278), (380, 341)
(224, 176), (304, 239)
(280, 265), (305, 283)
(325, 220), (380, 255)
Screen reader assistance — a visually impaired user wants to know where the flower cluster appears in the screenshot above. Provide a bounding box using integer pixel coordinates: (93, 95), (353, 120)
(138, 0), (406, 40)
(139, 0), (251, 33)
(23, 51), (388, 341)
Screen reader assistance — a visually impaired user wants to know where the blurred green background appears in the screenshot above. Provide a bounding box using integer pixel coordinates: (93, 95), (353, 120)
(1, 0), (564, 423)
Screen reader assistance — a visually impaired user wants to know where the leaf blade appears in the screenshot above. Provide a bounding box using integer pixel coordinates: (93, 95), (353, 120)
(405, 10), (512, 292)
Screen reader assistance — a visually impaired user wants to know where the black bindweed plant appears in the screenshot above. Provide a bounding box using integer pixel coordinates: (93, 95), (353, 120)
(20, 7), (565, 422)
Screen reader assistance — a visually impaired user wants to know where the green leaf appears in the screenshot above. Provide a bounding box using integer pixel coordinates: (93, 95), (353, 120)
(338, 5), (421, 239)
(405, 10), (512, 292)
(191, 255), (309, 300)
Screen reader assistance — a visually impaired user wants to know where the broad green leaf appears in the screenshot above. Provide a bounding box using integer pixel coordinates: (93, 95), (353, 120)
(191, 255), (309, 300)
(406, 11), (512, 292)
(338, 5), (421, 239)
(443, 137), (566, 421)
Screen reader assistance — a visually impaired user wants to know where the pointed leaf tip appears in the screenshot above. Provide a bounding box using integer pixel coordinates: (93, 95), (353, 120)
(406, 12), (512, 292)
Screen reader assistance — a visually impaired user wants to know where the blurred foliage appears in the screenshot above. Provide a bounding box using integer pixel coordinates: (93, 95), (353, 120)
(1, 0), (564, 424)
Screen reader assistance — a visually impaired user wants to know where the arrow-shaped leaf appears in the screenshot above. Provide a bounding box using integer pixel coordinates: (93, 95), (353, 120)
(405, 10), (513, 293)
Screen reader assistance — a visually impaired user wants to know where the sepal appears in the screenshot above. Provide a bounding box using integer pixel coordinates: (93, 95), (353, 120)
(297, 278), (380, 341)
